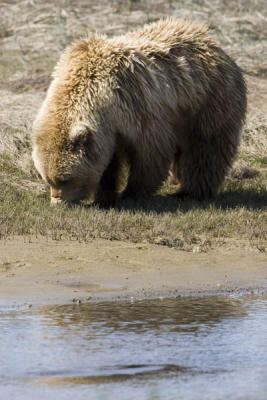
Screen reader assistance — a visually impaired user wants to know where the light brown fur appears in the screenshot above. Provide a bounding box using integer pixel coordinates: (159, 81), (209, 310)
(32, 18), (247, 206)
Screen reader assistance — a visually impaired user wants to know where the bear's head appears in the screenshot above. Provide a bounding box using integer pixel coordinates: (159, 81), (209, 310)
(32, 106), (114, 205)
(32, 121), (101, 205)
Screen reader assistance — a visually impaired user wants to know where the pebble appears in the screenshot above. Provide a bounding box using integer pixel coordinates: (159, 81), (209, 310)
(72, 298), (82, 303)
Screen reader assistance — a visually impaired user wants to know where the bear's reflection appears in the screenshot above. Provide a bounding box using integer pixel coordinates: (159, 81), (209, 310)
(39, 296), (247, 335)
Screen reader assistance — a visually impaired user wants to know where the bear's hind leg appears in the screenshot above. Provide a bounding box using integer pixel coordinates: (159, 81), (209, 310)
(173, 131), (239, 200)
(173, 64), (246, 200)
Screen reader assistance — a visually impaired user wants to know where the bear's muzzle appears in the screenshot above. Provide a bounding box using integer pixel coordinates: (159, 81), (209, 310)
(50, 196), (64, 206)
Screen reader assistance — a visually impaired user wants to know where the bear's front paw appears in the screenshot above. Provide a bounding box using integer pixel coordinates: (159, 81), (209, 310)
(168, 190), (190, 200)
(94, 199), (116, 209)
(94, 191), (118, 209)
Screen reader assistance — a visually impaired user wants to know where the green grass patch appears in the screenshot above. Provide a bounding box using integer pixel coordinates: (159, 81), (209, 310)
(1, 178), (266, 251)
(239, 152), (267, 168)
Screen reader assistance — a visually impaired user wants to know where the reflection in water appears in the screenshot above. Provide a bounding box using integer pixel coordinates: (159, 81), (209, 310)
(39, 364), (189, 386)
(39, 296), (247, 333)
(1, 295), (267, 400)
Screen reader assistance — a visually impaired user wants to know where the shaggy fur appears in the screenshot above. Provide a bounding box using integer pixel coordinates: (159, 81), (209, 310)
(32, 18), (247, 206)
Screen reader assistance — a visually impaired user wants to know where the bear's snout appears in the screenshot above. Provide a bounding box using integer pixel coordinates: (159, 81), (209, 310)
(50, 187), (65, 206)
(50, 197), (64, 206)
(50, 185), (84, 206)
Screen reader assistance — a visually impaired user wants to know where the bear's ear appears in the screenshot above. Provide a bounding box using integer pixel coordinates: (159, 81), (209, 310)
(70, 122), (89, 141)
(69, 123), (93, 149)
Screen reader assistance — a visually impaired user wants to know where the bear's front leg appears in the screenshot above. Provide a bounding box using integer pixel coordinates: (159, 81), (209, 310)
(94, 152), (122, 208)
(122, 153), (170, 200)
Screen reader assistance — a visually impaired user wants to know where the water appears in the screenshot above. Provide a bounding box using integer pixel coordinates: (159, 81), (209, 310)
(1, 295), (267, 400)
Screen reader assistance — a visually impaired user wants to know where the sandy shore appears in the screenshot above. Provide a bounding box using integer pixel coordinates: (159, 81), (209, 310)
(0, 237), (266, 306)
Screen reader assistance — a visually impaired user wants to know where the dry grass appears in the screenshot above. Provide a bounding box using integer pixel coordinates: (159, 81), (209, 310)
(0, 0), (266, 251)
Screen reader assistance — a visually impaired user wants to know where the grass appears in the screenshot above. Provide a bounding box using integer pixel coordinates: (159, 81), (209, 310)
(0, 0), (266, 252)
(0, 174), (266, 251)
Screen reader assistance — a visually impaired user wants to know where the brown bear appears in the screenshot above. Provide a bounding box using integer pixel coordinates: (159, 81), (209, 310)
(32, 18), (247, 206)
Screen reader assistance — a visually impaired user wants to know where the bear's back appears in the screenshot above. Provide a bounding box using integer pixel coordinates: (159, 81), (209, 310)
(116, 18), (212, 56)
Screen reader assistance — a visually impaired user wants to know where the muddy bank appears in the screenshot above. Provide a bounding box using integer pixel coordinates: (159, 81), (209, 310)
(0, 237), (266, 306)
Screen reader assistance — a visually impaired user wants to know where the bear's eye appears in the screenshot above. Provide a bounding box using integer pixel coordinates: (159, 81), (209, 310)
(47, 177), (70, 187)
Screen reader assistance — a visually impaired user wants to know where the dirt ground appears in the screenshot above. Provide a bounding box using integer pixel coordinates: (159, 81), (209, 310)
(0, 238), (266, 306)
